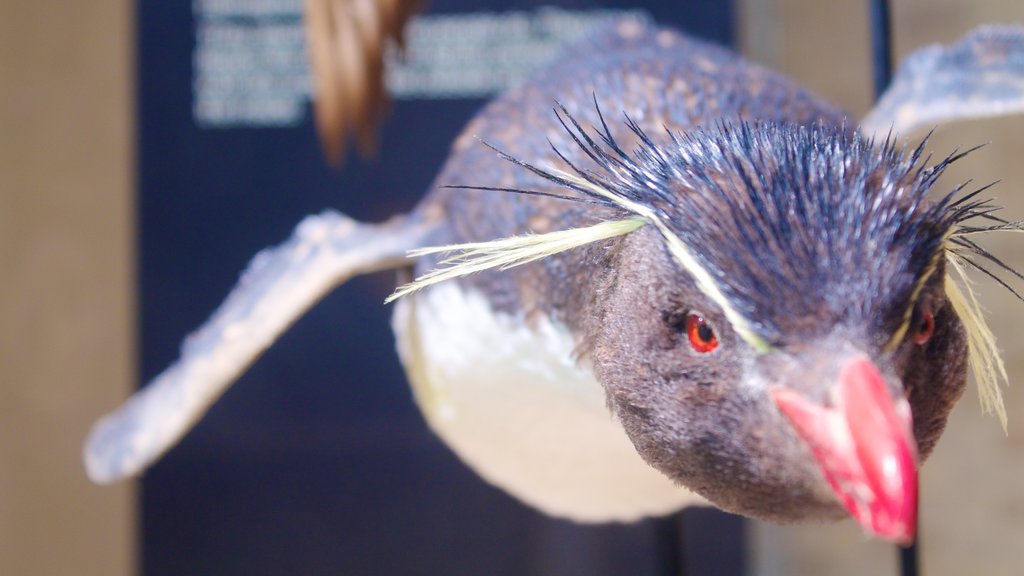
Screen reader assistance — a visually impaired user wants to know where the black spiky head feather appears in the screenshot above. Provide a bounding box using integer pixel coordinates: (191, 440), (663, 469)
(650, 123), (957, 347)
(489, 102), (1018, 352)
(395, 100), (1017, 427)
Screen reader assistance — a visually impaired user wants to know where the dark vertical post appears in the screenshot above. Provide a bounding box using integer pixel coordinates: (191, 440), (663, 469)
(656, 508), (748, 576)
(684, 508), (747, 576)
(900, 541), (920, 576)
(900, 504), (919, 576)
(869, 0), (894, 100)
(655, 513), (687, 576)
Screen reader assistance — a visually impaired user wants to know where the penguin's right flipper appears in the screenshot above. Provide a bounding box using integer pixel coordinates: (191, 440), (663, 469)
(862, 25), (1024, 137)
(84, 210), (435, 484)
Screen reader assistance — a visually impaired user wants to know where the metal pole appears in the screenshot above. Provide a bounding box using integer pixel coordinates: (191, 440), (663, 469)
(870, 0), (894, 100)
(901, 540), (920, 576)
(655, 513), (687, 576)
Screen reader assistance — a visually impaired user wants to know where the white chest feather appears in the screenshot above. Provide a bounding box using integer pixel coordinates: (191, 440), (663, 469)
(392, 282), (703, 523)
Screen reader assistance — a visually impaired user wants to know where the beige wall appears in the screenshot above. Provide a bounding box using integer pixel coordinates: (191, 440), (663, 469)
(0, 1), (134, 575)
(741, 1), (1024, 575)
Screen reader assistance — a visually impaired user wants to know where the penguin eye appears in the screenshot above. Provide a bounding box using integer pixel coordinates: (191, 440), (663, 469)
(913, 308), (935, 345)
(685, 313), (719, 353)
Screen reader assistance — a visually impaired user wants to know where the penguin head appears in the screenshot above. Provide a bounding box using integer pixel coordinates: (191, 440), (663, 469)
(581, 121), (996, 543)
(395, 110), (1016, 543)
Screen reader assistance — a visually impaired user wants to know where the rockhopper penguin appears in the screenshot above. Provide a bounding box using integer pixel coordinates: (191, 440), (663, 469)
(84, 21), (1024, 544)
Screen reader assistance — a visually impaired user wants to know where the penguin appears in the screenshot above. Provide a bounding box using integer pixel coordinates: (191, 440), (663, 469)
(85, 21), (1024, 544)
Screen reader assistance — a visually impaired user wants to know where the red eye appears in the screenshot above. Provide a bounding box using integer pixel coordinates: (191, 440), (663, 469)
(686, 313), (719, 353)
(913, 309), (935, 345)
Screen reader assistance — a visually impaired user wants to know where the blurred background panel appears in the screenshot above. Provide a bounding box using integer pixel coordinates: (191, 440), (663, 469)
(2, 0), (1023, 575)
(135, 2), (735, 575)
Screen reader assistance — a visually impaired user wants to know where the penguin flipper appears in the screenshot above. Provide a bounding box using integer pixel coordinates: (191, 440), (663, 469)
(84, 210), (433, 484)
(862, 25), (1024, 137)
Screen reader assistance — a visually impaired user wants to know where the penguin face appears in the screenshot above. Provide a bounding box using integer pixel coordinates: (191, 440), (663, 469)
(571, 122), (986, 543)
(589, 226), (968, 541)
(591, 226), (846, 524)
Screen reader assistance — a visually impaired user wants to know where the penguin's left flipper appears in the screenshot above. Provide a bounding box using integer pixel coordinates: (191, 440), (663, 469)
(862, 25), (1024, 137)
(84, 210), (435, 484)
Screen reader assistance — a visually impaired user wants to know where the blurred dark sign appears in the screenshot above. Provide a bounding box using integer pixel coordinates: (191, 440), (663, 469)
(138, 1), (737, 574)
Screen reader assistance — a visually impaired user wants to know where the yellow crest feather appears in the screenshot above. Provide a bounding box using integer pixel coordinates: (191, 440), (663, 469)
(386, 218), (646, 303)
(946, 254), (1009, 432)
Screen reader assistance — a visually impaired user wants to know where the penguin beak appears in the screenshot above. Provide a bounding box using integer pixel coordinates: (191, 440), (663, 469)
(770, 356), (918, 545)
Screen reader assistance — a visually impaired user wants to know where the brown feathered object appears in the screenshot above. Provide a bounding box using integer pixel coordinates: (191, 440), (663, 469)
(304, 0), (421, 164)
